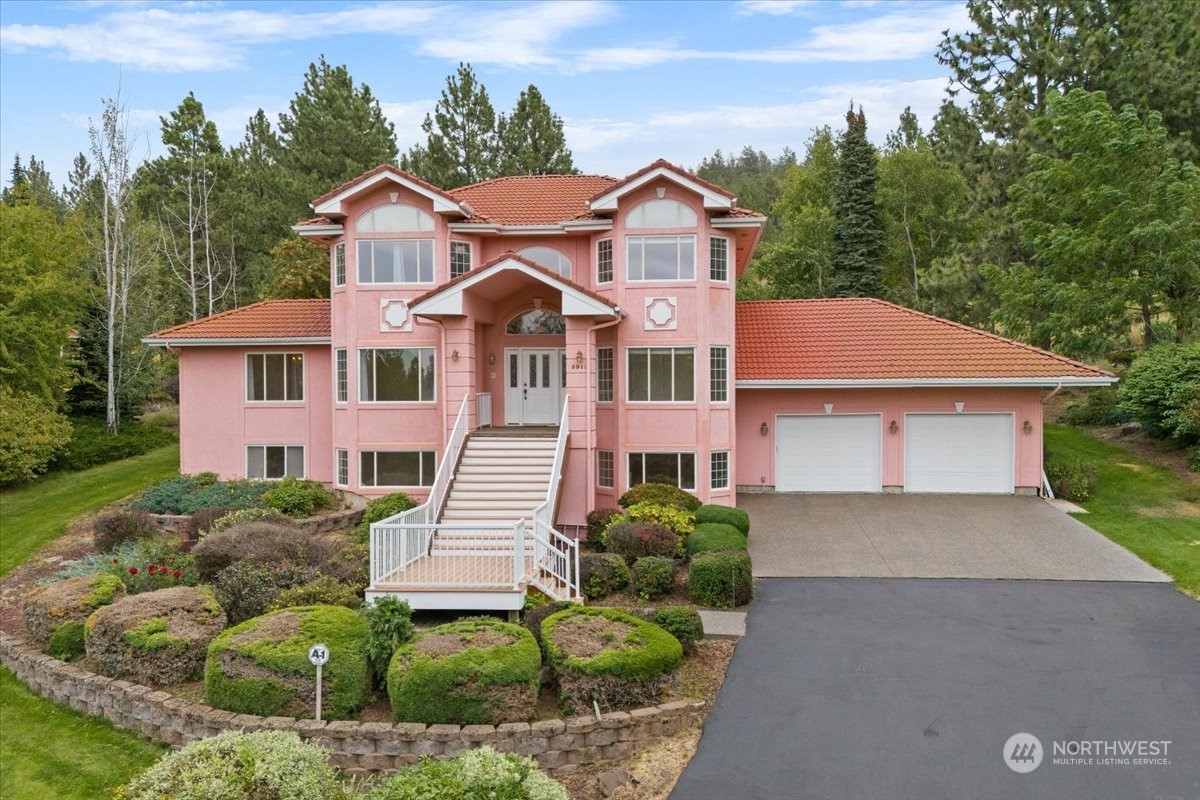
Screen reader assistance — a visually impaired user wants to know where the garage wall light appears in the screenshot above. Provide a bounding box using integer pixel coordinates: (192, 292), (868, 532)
(760, 422), (769, 436)
(1023, 420), (1033, 435)
(889, 420), (899, 435)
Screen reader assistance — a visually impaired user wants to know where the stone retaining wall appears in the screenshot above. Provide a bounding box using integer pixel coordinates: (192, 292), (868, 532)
(150, 507), (364, 537)
(0, 632), (703, 777)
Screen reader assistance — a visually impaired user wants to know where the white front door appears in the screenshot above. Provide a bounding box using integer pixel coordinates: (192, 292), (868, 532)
(504, 348), (564, 425)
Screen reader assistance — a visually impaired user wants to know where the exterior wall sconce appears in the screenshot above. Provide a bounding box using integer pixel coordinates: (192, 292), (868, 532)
(760, 422), (769, 437)
(488, 353), (496, 365)
(889, 420), (899, 435)
(574, 350), (585, 367)
(1023, 420), (1033, 435)
(533, 296), (543, 309)
(451, 349), (460, 362)
(388, 192), (399, 203)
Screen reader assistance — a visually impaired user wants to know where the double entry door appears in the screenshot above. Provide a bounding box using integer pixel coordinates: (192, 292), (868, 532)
(504, 348), (565, 425)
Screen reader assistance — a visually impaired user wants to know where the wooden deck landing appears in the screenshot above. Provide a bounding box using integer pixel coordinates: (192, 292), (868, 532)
(373, 553), (534, 591)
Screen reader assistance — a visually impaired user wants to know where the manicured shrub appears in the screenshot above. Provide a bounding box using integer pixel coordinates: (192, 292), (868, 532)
(356, 492), (418, 542)
(388, 618), (541, 724)
(606, 521), (677, 563)
(48, 416), (176, 473)
(652, 606), (705, 655)
(522, 600), (575, 646)
(542, 606), (683, 713)
(361, 596), (416, 685)
(688, 549), (753, 608)
(1044, 456), (1098, 503)
(268, 576), (361, 612)
(86, 586), (226, 685)
(695, 504), (750, 535)
(1119, 343), (1200, 445)
(686, 522), (747, 558)
(585, 507), (623, 549)
(261, 476), (334, 517)
(579, 552), (630, 599)
(212, 561), (317, 625)
(632, 556), (675, 601)
(92, 508), (159, 551)
(363, 746), (568, 800)
(22, 573), (126, 647)
(205, 605), (370, 720)
(133, 475), (270, 515)
(118, 730), (344, 800)
(0, 388), (71, 485)
(624, 502), (696, 536)
(618, 483), (701, 512)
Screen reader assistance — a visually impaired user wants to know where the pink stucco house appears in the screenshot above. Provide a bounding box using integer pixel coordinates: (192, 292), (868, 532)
(146, 160), (1115, 610)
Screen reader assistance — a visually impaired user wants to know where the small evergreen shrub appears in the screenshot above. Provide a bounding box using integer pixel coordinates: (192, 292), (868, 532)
(1044, 457), (1098, 503)
(632, 556), (675, 601)
(268, 577), (360, 612)
(686, 523), (747, 558)
(117, 730), (344, 800)
(541, 606), (683, 713)
(618, 483), (701, 512)
(522, 600), (575, 646)
(360, 596), (416, 685)
(606, 521), (677, 563)
(363, 746), (568, 800)
(355, 492), (417, 543)
(688, 549), (753, 608)
(47, 620), (87, 661)
(579, 552), (630, 599)
(585, 507), (623, 549)
(1059, 387), (1122, 427)
(133, 475), (270, 515)
(48, 416), (176, 473)
(261, 476), (334, 517)
(205, 605), (370, 720)
(651, 606), (705, 655)
(93, 509), (159, 551)
(694, 504), (750, 535)
(211, 561), (316, 625)
(624, 502), (696, 536)
(388, 618), (541, 724)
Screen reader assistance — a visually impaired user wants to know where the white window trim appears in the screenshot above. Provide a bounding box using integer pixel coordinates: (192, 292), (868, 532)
(334, 348), (347, 404)
(356, 238), (436, 285)
(597, 347), (614, 403)
(359, 450), (437, 488)
(245, 352), (304, 403)
(450, 240), (473, 279)
(335, 448), (349, 487)
(596, 238), (613, 284)
(709, 235), (730, 282)
(626, 234), (697, 282)
(709, 345), (729, 404)
(597, 450), (615, 489)
(710, 451), (730, 490)
(626, 346), (695, 403)
(627, 451), (697, 491)
(358, 347), (437, 404)
(333, 242), (346, 287)
(246, 444), (305, 480)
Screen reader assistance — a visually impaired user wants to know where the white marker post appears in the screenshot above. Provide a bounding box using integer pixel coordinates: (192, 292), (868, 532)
(308, 643), (330, 721)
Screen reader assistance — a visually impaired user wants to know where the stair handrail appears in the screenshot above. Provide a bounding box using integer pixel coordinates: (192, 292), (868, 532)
(530, 396), (579, 600)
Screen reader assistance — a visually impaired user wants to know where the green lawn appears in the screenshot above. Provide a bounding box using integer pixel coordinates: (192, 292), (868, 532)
(0, 444), (180, 578)
(1045, 425), (1200, 598)
(0, 667), (167, 800)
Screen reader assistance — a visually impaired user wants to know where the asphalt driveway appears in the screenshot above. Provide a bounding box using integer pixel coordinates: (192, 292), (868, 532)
(740, 493), (1169, 582)
(670, 579), (1200, 800)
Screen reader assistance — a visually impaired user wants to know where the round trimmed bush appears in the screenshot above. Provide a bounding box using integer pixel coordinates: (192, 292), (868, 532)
(387, 617), (541, 725)
(651, 606), (704, 654)
(260, 476), (334, 517)
(618, 483), (701, 512)
(606, 522), (677, 563)
(579, 552), (630, 599)
(632, 556), (675, 601)
(542, 606), (683, 713)
(86, 585), (226, 684)
(695, 504), (750, 535)
(688, 549), (753, 608)
(22, 573), (126, 651)
(363, 745), (568, 800)
(118, 730), (344, 800)
(585, 507), (623, 550)
(686, 523), (747, 558)
(355, 492), (417, 542)
(205, 604), (370, 720)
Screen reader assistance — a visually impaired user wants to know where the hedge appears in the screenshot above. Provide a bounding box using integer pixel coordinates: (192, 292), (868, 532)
(686, 523), (747, 558)
(632, 556), (675, 601)
(694, 504), (750, 535)
(617, 483), (701, 512)
(688, 549), (753, 608)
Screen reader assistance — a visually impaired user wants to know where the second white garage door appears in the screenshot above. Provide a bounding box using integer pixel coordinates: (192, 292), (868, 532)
(776, 414), (881, 492)
(904, 413), (1014, 494)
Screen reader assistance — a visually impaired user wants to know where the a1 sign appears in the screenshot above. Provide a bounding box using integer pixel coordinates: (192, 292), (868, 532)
(308, 643), (330, 667)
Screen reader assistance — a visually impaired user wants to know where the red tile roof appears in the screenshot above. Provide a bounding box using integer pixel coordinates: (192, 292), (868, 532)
(451, 175), (618, 225)
(735, 298), (1114, 381)
(310, 164), (462, 209)
(145, 300), (331, 342)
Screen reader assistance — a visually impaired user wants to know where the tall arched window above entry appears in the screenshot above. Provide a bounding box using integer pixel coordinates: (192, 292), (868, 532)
(506, 308), (567, 335)
(518, 246), (572, 277)
(626, 198), (697, 229)
(355, 204), (434, 233)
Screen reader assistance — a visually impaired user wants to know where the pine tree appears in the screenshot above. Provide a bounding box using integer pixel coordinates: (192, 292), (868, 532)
(497, 85), (576, 175)
(831, 105), (883, 298)
(402, 63), (500, 189)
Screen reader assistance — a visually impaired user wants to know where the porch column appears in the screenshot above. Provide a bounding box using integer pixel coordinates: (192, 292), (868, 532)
(443, 317), (477, 431)
(560, 322), (591, 529)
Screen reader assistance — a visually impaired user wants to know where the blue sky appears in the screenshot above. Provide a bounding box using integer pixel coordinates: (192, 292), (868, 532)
(0, 0), (971, 192)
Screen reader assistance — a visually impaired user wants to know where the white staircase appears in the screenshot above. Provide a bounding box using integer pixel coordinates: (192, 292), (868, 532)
(432, 435), (556, 554)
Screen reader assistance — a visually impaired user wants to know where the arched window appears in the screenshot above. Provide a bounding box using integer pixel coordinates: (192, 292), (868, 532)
(506, 309), (566, 335)
(626, 198), (697, 229)
(355, 204), (434, 233)
(518, 246), (572, 277)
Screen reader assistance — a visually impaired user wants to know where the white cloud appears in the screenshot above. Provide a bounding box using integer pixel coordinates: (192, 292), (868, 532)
(380, 100), (437, 154)
(735, 1), (822, 17)
(417, 1), (614, 68)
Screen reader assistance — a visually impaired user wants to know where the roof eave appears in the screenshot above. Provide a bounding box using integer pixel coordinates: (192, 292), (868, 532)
(589, 166), (733, 212)
(293, 224), (344, 238)
(447, 220), (614, 235)
(735, 377), (1118, 389)
(711, 217), (766, 229)
(312, 170), (467, 217)
(144, 337), (332, 348)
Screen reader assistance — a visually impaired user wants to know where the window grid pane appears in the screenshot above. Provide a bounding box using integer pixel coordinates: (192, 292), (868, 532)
(597, 239), (613, 283)
(711, 451), (729, 489)
(597, 348), (614, 402)
(450, 241), (472, 279)
(360, 451), (435, 487)
(710, 346), (728, 403)
(709, 236), (728, 281)
(247, 354), (303, 401)
(627, 452), (695, 490)
(359, 349), (435, 402)
(336, 449), (348, 486)
(335, 349), (347, 403)
(247, 445), (304, 479)
(334, 242), (345, 286)
(357, 239), (435, 283)
(627, 347), (694, 402)
(626, 235), (696, 281)
(598, 451), (614, 488)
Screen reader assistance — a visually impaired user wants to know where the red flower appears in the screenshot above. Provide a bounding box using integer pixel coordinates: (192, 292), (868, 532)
(128, 567), (138, 575)
(173, 570), (181, 579)
(147, 564), (157, 574)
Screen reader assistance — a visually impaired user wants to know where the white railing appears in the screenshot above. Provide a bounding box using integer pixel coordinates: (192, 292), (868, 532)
(369, 395), (471, 586)
(477, 392), (493, 428)
(530, 397), (581, 600)
(371, 522), (526, 589)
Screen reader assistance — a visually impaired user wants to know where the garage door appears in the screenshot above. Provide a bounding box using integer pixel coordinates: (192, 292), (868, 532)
(776, 415), (881, 492)
(904, 413), (1014, 494)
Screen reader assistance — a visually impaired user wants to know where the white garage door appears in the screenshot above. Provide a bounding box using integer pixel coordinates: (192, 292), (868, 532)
(904, 414), (1014, 494)
(776, 415), (881, 492)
